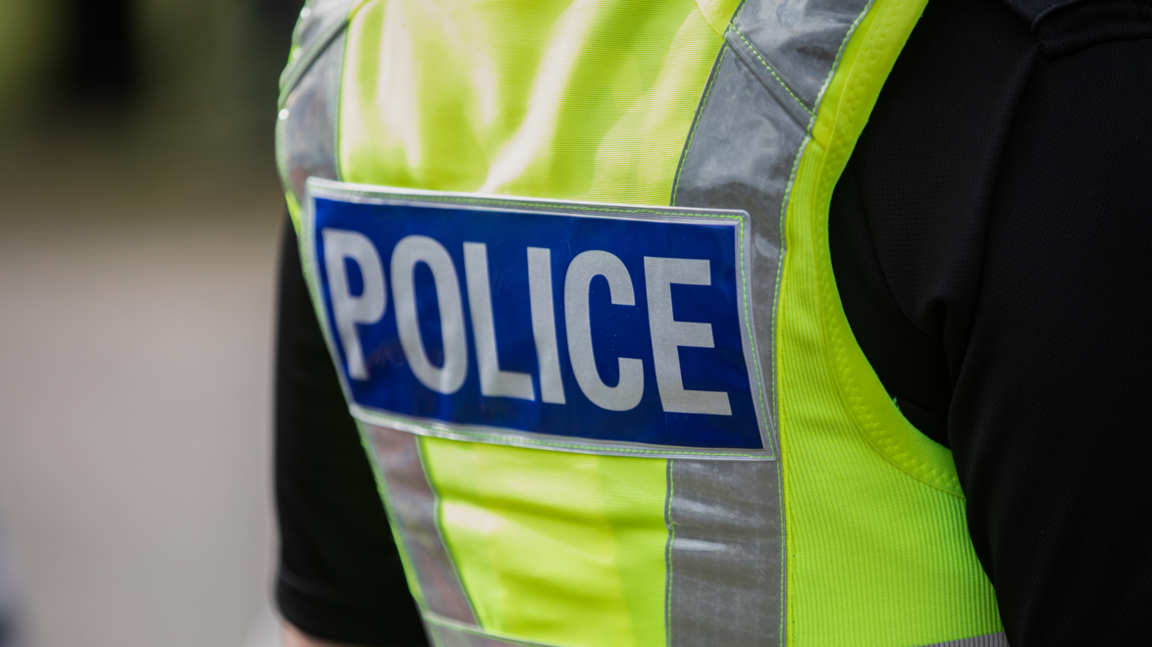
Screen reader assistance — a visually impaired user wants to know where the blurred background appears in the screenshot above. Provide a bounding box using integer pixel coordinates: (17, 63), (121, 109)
(0, 0), (304, 645)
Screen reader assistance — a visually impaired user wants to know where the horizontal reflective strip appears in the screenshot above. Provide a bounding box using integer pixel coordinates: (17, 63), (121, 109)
(354, 405), (773, 460)
(920, 632), (1009, 647)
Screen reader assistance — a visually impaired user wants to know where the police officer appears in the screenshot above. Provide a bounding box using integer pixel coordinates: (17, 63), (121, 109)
(273, 0), (1152, 645)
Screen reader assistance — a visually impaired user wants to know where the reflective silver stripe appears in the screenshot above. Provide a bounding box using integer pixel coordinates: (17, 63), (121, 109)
(673, 0), (874, 451)
(277, 30), (345, 209)
(920, 633), (1010, 647)
(732, 0), (874, 110)
(666, 458), (783, 647)
(279, 0), (354, 100)
(671, 45), (806, 446)
(670, 0), (877, 644)
(364, 424), (478, 626)
(277, 0), (354, 209)
(424, 613), (559, 647)
(724, 31), (814, 128)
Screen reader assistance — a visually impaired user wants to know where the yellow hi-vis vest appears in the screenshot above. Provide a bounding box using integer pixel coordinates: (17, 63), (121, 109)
(276, 0), (1005, 645)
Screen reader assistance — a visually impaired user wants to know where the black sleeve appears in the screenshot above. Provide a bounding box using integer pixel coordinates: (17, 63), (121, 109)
(274, 218), (429, 646)
(829, 0), (1152, 644)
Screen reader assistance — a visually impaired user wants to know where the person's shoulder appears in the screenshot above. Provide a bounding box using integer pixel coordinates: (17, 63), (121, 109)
(999, 0), (1089, 29)
(997, 0), (1152, 58)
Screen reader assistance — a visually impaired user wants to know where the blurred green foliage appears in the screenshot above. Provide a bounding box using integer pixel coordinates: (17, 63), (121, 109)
(0, 0), (61, 120)
(0, 0), (301, 218)
(0, 0), (299, 140)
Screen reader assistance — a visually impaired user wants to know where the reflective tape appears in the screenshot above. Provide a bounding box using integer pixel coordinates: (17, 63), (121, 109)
(364, 424), (477, 626)
(732, 0), (874, 110)
(672, 45), (805, 451)
(665, 458), (783, 647)
(670, 1), (878, 645)
(277, 30), (345, 210)
(279, 0), (354, 99)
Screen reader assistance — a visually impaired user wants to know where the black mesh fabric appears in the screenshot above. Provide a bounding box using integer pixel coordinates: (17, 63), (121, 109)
(830, 0), (1152, 643)
(1000, 0), (1084, 28)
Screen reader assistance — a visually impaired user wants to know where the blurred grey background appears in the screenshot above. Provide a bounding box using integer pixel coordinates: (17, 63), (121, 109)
(0, 0), (303, 645)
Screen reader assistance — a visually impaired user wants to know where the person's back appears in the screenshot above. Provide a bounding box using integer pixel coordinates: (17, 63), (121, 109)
(271, 0), (1152, 645)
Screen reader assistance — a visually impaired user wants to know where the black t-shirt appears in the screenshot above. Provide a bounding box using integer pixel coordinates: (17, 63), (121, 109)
(274, 0), (1152, 644)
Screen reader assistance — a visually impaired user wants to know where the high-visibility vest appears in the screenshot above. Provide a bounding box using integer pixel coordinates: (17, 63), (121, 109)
(276, 0), (1006, 645)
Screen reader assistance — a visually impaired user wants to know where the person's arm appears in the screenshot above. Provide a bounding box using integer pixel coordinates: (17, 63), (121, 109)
(274, 219), (428, 646)
(947, 11), (1152, 641)
(830, 0), (1152, 643)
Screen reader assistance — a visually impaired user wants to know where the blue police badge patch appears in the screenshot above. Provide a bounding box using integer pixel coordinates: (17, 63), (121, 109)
(300, 179), (773, 458)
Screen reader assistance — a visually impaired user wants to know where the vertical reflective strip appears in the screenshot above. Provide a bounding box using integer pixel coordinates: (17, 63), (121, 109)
(292, 0), (355, 57)
(920, 633), (1010, 647)
(666, 459), (783, 647)
(674, 0), (875, 453)
(365, 424), (479, 627)
(672, 46), (807, 446)
(279, 0), (354, 94)
(277, 30), (346, 211)
(668, 5), (872, 641)
(723, 33), (815, 129)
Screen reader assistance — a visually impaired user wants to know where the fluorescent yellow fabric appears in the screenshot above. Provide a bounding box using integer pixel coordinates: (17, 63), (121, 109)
(776, 0), (1003, 644)
(337, 4), (723, 646)
(319, 0), (1006, 644)
(694, 0), (743, 36)
(338, 0), (725, 206)
(420, 438), (668, 647)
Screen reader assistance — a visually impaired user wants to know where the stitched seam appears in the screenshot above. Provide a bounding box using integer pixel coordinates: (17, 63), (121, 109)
(671, 46), (728, 206)
(814, 134), (964, 495)
(670, 0), (743, 203)
(810, 0), (878, 115)
(329, 193), (742, 220)
(773, 132), (811, 647)
(730, 0), (752, 26)
(815, 0), (965, 497)
(731, 31), (814, 116)
(356, 409), (767, 458)
(342, 191), (746, 220)
(776, 456), (786, 647)
(775, 133), (807, 448)
(741, 215), (774, 459)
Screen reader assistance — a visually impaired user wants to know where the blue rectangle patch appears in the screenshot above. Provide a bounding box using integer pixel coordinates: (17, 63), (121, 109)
(301, 179), (772, 457)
